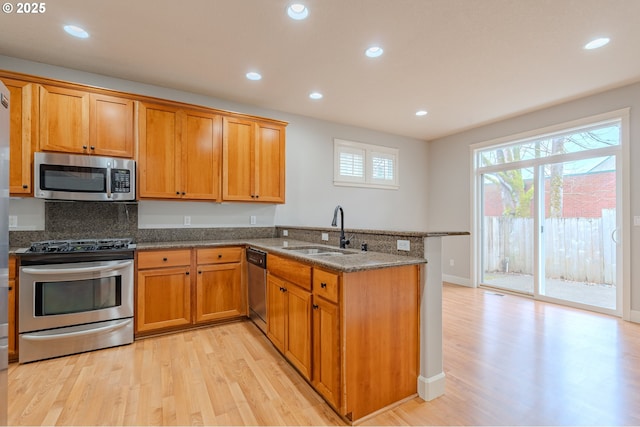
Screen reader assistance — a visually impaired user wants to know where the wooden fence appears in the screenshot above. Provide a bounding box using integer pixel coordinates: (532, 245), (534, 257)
(483, 209), (616, 285)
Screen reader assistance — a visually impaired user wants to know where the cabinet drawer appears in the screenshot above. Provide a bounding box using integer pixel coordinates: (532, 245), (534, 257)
(313, 268), (339, 303)
(268, 254), (311, 291)
(9, 255), (16, 280)
(197, 247), (243, 264)
(138, 249), (191, 269)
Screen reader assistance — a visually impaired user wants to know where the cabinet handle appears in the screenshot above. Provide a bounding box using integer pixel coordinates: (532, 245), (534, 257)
(279, 287), (287, 292)
(321, 282), (327, 288)
(162, 257), (168, 261)
(313, 304), (319, 310)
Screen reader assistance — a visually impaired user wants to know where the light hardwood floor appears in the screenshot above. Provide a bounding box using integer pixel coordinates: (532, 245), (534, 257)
(9, 284), (640, 425)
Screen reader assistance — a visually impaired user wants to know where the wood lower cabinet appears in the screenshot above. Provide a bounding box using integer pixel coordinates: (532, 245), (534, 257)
(266, 256), (421, 423)
(2, 78), (36, 195)
(312, 268), (341, 409)
(8, 255), (17, 361)
(136, 250), (192, 333)
(195, 247), (245, 323)
(136, 247), (245, 335)
(267, 255), (312, 380)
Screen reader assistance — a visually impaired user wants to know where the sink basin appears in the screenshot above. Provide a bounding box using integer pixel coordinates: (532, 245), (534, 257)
(282, 246), (356, 256)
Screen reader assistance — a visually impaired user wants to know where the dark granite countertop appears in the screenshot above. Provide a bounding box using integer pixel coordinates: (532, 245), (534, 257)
(136, 238), (427, 273)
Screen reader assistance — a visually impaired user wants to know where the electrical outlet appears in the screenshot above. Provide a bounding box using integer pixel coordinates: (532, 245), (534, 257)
(282, 229), (288, 236)
(9, 216), (17, 228)
(183, 216), (191, 226)
(250, 215), (256, 225)
(449, 259), (455, 267)
(635, 216), (640, 226)
(321, 232), (329, 241)
(397, 239), (410, 251)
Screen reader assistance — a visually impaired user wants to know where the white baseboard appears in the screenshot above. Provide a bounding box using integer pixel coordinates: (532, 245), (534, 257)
(442, 274), (472, 287)
(417, 372), (446, 401)
(629, 309), (640, 323)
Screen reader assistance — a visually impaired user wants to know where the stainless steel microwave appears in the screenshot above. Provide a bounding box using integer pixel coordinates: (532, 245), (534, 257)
(34, 152), (136, 201)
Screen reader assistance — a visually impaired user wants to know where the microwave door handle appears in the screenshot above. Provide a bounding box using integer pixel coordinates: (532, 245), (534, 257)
(106, 162), (112, 199)
(21, 260), (133, 275)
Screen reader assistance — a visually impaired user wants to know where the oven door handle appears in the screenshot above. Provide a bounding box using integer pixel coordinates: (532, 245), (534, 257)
(21, 260), (133, 275)
(20, 318), (132, 342)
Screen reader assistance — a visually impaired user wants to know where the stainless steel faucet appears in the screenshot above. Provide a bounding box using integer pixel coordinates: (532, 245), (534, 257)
(331, 205), (350, 248)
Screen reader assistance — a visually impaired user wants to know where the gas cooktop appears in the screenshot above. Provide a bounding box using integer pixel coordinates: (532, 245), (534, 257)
(26, 238), (135, 253)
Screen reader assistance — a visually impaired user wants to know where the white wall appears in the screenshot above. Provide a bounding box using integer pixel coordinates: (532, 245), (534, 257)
(2, 55), (429, 233)
(428, 81), (640, 315)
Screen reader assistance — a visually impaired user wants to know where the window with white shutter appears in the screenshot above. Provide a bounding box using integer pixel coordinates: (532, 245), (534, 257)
(334, 139), (399, 189)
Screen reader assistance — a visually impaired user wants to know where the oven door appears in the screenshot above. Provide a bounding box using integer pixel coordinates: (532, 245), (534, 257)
(19, 259), (134, 333)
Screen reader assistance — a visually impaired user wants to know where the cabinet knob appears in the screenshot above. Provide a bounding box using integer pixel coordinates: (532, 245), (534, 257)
(279, 287), (287, 292)
(198, 271), (202, 274)
(313, 304), (319, 310)
(217, 254), (223, 259)
(320, 282), (327, 288)
(176, 191), (180, 195)
(82, 145), (87, 149)
(90, 146), (95, 150)
(181, 192), (186, 195)
(185, 271), (190, 276)
(22, 184), (28, 189)
(162, 257), (168, 261)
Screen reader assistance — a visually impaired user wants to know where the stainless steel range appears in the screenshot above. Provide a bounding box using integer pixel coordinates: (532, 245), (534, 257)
(18, 238), (135, 363)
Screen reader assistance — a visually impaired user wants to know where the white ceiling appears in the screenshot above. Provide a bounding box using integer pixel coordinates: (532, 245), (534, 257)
(1, 0), (639, 141)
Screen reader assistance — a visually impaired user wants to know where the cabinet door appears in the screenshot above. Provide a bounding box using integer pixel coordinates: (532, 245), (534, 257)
(286, 283), (312, 380)
(255, 122), (285, 203)
(195, 262), (244, 323)
(39, 85), (89, 153)
(222, 116), (254, 201)
(313, 296), (341, 408)
(266, 274), (286, 352)
(3, 78), (36, 195)
(136, 266), (192, 333)
(182, 111), (222, 200)
(8, 279), (16, 359)
(90, 93), (134, 157)
(138, 102), (182, 199)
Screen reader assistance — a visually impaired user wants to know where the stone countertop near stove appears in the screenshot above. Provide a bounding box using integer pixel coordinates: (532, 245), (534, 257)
(137, 238), (427, 273)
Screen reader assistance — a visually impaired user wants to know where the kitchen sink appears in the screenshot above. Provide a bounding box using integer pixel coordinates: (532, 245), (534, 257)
(282, 246), (356, 256)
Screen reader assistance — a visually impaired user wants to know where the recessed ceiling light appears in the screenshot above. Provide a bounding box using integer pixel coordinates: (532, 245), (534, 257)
(287, 3), (309, 20)
(63, 25), (89, 39)
(246, 72), (262, 81)
(365, 46), (384, 58)
(309, 92), (323, 100)
(415, 110), (428, 116)
(584, 37), (610, 50)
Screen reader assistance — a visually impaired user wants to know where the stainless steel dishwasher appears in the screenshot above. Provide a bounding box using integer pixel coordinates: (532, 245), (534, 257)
(247, 248), (267, 333)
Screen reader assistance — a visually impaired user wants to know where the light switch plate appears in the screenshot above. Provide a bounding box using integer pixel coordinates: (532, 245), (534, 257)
(250, 215), (256, 225)
(282, 229), (288, 236)
(183, 216), (191, 226)
(9, 216), (17, 228)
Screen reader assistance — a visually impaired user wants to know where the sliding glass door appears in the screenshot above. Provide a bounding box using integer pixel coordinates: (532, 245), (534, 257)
(475, 113), (624, 315)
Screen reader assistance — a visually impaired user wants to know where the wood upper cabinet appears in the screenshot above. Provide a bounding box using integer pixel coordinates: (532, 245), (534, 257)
(138, 102), (222, 200)
(39, 85), (134, 157)
(2, 78), (37, 195)
(222, 116), (285, 203)
(136, 249), (192, 333)
(194, 247), (245, 323)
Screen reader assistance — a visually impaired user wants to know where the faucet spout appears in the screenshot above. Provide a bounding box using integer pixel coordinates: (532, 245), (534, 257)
(331, 205), (349, 248)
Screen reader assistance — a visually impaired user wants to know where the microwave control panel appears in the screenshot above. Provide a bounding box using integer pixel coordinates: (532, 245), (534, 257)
(111, 169), (132, 193)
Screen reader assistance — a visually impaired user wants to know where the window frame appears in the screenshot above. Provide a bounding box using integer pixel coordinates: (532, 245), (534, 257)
(333, 138), (399, 189)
